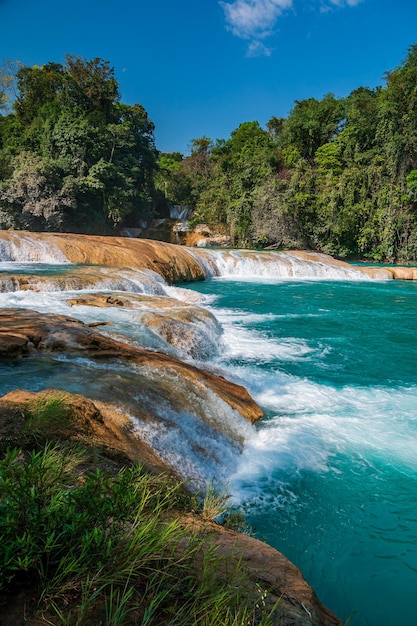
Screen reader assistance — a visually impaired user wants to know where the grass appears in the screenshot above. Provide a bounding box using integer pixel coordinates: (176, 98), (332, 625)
(25, 391), (72, 433)
(0, 395), (280, 625)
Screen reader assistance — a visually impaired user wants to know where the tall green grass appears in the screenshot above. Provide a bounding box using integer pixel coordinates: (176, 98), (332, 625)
(0, 397), (280, 625)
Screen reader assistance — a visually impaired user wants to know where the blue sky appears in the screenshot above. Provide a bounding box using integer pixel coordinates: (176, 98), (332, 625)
(1, 0), (417, 154)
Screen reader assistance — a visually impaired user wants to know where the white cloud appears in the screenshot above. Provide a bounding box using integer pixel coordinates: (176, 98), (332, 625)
(246, 40), (275, 57)
(220, 0), (293, 40)
(322, 0), (363, 7)
(220, 0), (363, 56)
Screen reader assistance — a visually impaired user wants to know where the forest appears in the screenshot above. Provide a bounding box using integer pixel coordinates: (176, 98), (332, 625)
(1, 45), (417, 261)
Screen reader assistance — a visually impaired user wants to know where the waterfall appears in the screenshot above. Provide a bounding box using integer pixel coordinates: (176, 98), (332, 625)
(169, 205), (192, 221)
(0, 231), (385, 282)
(189, 248), (374, 281)
(0, 233), (70, 263)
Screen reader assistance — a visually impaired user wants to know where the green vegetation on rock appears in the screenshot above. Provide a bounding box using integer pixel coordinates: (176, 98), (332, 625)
(0, 395), (280, 625)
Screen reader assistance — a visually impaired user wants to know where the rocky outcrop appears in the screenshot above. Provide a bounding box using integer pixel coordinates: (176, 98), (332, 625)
(0, 266), (161, 293)
(357, 265), (417, 280)
(0, 308), (262, 426)
(185, 227), (232, 248)
(0, 388), (171, 475)
(182, 513), (343, 626)
(0, 231), (206, 283)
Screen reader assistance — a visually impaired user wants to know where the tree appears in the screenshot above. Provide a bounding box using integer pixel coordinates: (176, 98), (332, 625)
(280, 94), (345, 164)
(63, 55), (119, 122)
(0, 60), (21, 113)
(0, 56), (158, 233)
(0, 152), (75, 230)
(155, 152), (193, 212)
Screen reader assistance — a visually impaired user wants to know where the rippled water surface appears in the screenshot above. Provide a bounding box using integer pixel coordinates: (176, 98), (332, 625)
(0, 252), (416, 625)
(182, 277), (417, 626)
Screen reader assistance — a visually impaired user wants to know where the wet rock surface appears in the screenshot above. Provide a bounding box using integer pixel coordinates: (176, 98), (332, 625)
(0, 388), (170, 475)
(0, 231), (206, 283)
(0, 388), (343, 626)
(0, 308), (262, 425)
(181, 513), (344, 626)
(67, 292), (223, 360)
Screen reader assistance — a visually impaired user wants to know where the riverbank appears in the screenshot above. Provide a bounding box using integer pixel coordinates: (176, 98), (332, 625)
(0, 383), (342, 626)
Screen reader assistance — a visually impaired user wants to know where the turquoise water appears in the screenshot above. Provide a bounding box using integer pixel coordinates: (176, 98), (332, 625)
(1, 254), (417, 625)
(182, 278), (417, 626)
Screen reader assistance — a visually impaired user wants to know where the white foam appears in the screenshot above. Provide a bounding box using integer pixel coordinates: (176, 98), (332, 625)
(32, 352), (253, 488)
(228, 369), (417, 504)
(191, 249), (372, 282)
(0, 235), (70, 263)
(163, 284), (219, 305)
(210, 306), (315, 363)
(130, 405), (244, 489)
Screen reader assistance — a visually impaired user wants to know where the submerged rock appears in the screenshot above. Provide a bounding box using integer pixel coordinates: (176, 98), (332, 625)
(67, 292), (223, 360)
(0, 266), (167, 293)
(0, 308), (262, 426)
(141, 308), (221, 360)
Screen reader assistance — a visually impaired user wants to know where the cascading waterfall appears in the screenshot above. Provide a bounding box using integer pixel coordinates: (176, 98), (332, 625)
(0, 231), (411, 626)
(189, 248), (374, 280)
(0, 231), (375, 281)
(0, 236), (258, 487)
(0, 233), (70, 263)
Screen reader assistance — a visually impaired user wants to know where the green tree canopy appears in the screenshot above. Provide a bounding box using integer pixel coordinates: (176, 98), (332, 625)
(0, 56), (157, 233)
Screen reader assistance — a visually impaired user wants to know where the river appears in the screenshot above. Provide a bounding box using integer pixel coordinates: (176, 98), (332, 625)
(0, 244), (416, 626)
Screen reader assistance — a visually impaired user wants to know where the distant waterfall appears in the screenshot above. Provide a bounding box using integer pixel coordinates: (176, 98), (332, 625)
(169, 205), (192, 221)
(190, 249), (373, 281)
(0, 233), (69, 263)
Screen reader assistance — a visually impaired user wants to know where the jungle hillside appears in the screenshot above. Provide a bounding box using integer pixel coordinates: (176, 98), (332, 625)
(2, 46), (417, 261)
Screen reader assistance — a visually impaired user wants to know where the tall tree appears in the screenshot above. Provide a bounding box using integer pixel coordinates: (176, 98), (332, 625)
(0, 56), (157, 233)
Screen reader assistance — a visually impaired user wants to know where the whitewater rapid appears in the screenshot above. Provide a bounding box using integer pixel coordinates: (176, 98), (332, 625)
(1, 234), (416, 625)
(0, 240), (391, 494)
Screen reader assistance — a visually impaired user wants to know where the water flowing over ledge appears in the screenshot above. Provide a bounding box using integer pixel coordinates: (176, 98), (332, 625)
(190, 248), (374, 280)
(0, 229), (414, 281)
(4, 230), (400, 625)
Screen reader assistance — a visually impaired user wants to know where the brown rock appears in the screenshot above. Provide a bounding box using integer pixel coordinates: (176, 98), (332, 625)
(0, 231), (206, 283)
(0, 388), (171, 475)
(67, 293), (129, 307)
(0, 308), (262, 425)
(180, 514), (343, 626)
(66, 291), (222, 359)
(354, 266), (394, 279)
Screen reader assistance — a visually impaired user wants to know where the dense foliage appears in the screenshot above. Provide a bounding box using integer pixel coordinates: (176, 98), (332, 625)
(165, 44), (417, 261)
(0, 56), (158, 232)
(2, 47), (417, 259)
